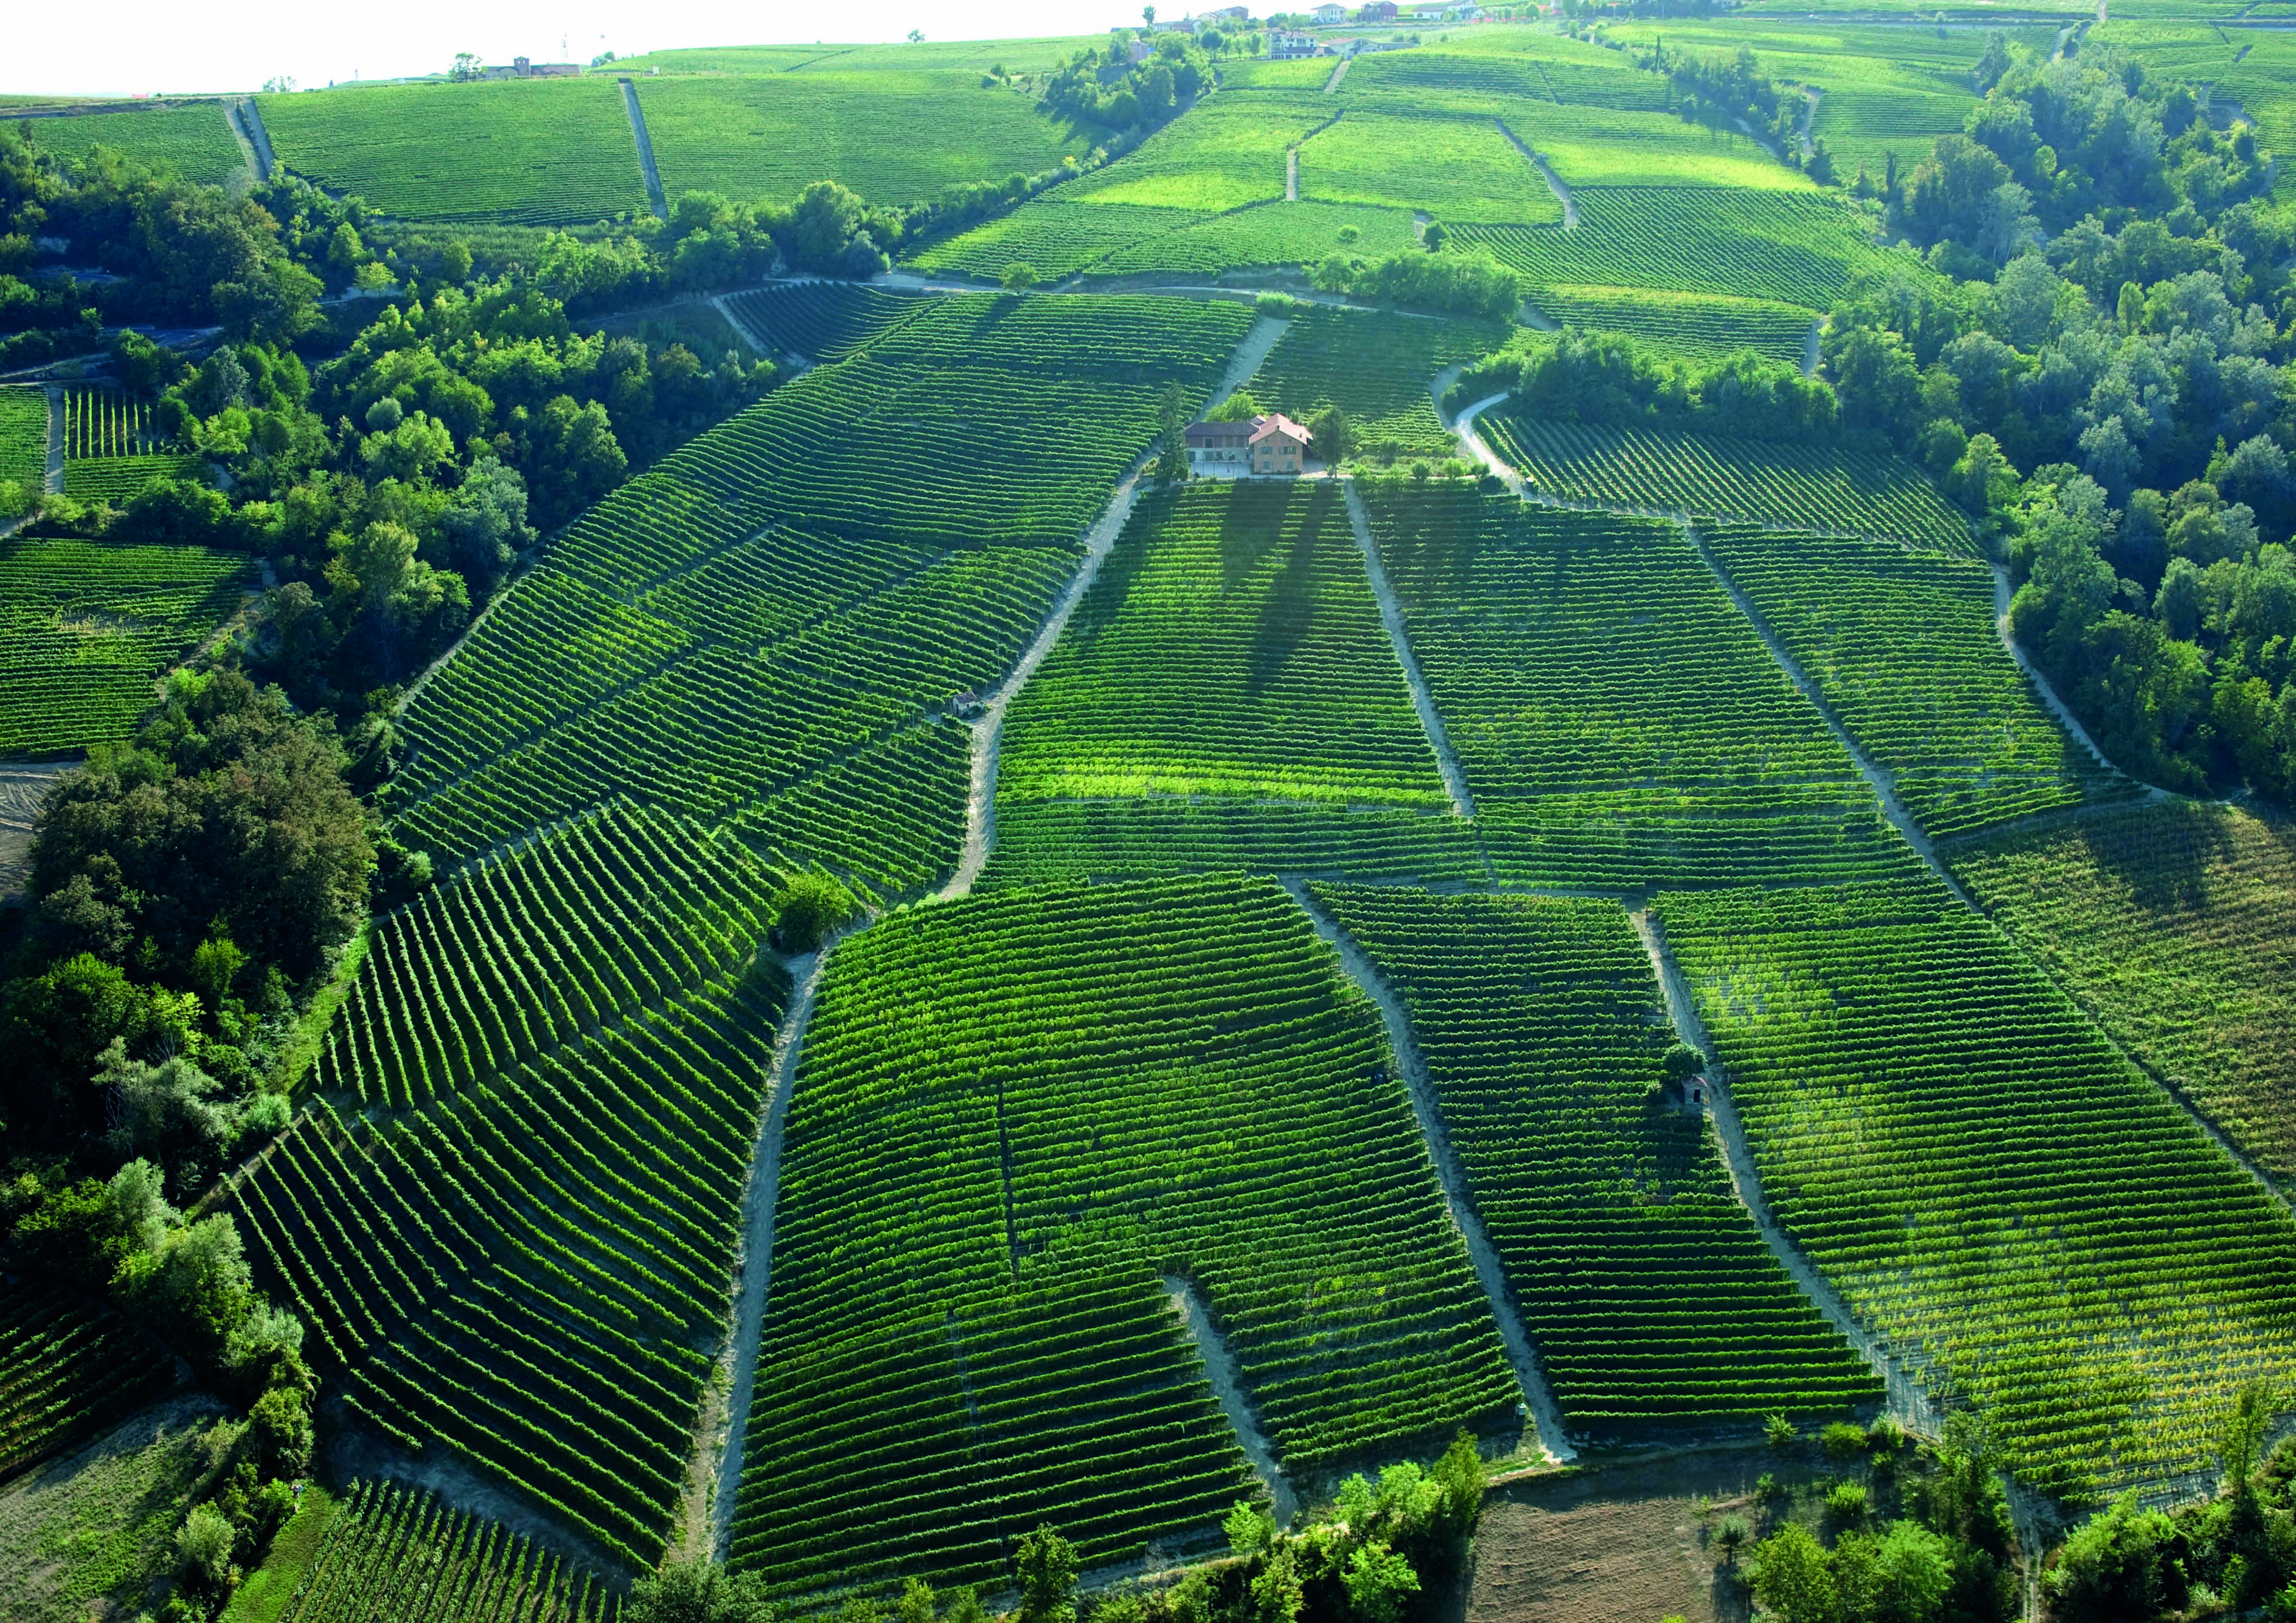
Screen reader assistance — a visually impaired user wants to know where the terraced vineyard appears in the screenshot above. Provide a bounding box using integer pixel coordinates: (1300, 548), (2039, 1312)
(18, 103), (247, 184)
(390, 293), (1250, 880)
(729, 876), (1516, 1599)
(1313, 886), (1881, 1436)
(1250, 304), (1507, 460)
(1480, 416), (1971, 554)
(236, 802), (790, 1569)
(1357, 481), (1918, 890)
(1697, 524), (2135, 837)
(258, 79), (648, 225)
(636, 72), (1096, 209)
(0, 534), (250, 755)
(1657, 880), (2296, 1502)
(278, 1479), (621, 1622)
(1947, 801), (2296, 1183)
(719, 283), (929, 362)
(990, 480), (1459, 885)
(1522, 288), (1812, 365)
(1453, 186), (1890, 311)
(0, 1280), (176, 1480)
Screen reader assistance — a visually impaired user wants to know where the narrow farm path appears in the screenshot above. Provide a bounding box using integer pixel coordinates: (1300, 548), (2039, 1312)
(224, 99), (262, 183)
(1324, 53), (1352, 93)
(1988, 563), (2154, 789)
(620, 78), (669, 220)
(1284, 879), (1577, 1466)
(1163, 1275), (1298, 1525)
(1449, 393), (1525, 493)
(941, 474), (1141, 900)
(1496, 122), (1577, 227)
(43, 384), (62, 494)
(1628, 907), (1947, 1439)
(1802, 319), (1821, 377)
(713, 942), (835, 1560)
(1343, 478), (1474, 818)
(1799, 88), (1821, 161)
(1286, 146), (1300, 201)
(712, 292), (783, 362)
(237, 98), (278, 180)
(1683, 528), (1973, 901)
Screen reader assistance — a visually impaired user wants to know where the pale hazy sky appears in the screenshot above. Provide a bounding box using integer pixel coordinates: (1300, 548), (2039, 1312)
(8, 0), (1142, 98)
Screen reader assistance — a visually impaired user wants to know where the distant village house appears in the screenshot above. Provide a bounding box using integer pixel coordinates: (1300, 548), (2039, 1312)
(1186, 413), (1313, 475)
(1313, 3), (1349, 22)
(484, 56), (581, 79)
(1269, 30), (1325, 56)
(1359, 2), (1398, 18)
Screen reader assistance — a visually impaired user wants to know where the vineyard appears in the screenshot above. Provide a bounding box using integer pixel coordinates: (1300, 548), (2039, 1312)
(275, 1479), (620, 1622)
(730, 876), (1517, 1599)
(1339, 29), (1672, 115)
(60, 455), (212, 503)
(1697, 523), (2137, 837)
(1310, 886), (1881, 1435)
(719, 283), (930, 363)
(991, 480), (1456, 882)
(1356, 480), (1919, 890)
(1452, 185), (1892, 311)
(17, 103), (247, 185)
(1656, 879), (2296, 1502)
(1947, 801), (2296, 1183)
(1503, 103), (1802, 192)
(63, 389), (168, 458)
(0, 385), (44, 487)
(1249, 305), (1507, 460)
(235, 801), (790, 1568)
(390, 293), (1250, 876)
(1522, 288), (1812, 365)
(0, 1280), (176, 1481)
(0, 534), (251, 756)
(1067, 96), (1324, 212)
(1296, 110), (1566, 224)
(635, 72), (1096, 210)
(257, 79), (648, 225)
(1478, 415), (1972, 554)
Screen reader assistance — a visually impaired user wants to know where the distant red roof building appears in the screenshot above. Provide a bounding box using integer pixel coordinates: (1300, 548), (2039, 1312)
(1186, 413), (1312, 475)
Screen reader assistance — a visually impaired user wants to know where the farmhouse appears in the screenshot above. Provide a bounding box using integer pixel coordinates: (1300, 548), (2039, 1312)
(1360, 2), (1399, 19)
(1314, 3), (1348, 21)
(482, 56), (581, 79)
(1186, 413), (1312, 473)
(1269, 30), (1324, 57)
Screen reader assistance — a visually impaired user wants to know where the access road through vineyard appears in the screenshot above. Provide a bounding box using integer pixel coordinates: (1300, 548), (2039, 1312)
(1343, 478), (1476, 820)
(1284, 878), (1575, 1465)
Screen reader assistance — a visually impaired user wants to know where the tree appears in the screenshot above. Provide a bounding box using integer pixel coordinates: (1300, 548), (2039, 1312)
(1715, 1515), (1751, 1565)
(1157, 381), (1190, 484)
(1014, 1526), (1079, 1623)
(1765, 1413), (1798, 1449)
(771, 872), (858, 955)
(2042, 1496), (2184, 1621)
(909, 28), (925, 42)
(626, 1560), (777, 1623)
(1144, 4), (1157, 23)
(1342, 1543), (1420, 1623)
(1001, 262), (1040, 293)
(2219, 1380), (2277, 1487)
(450, 52), (482, 81)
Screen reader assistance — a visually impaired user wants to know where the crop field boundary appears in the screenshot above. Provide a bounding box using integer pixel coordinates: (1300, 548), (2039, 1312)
(1163, 1274), (1297, 1524)
(1628, 907), (1946, 1437)
(1341, 478), (1480, 824)
(620, 77), (669, 220)
(1283, 877), (1576, 1467)
(1986, 561), (2158, 792)
(940, 312), (1283, 898)
(43, 386), (62, 495)
(712, 939), (838, 1563)
(224, 97), (263, 182)
(236, 98), (278, 179)
(1495, 120), (1578, 227)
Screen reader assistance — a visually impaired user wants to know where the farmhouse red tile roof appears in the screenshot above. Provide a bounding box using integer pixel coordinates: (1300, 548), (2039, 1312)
(1248, 413), (1311, 445)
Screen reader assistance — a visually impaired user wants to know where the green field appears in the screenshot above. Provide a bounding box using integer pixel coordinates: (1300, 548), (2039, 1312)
(635, 72), (1099, 209)
(1523, 287), (1813, 364)
(1657, 878), (2296, 1502)
(1506, 102), (1804, 190)
(1340, 29), (1673, 114)
(1067, 95), (1326, 210)
(1947, 801), (2296, 1184)
(729, 875), (1516, 1598)
(258, 78), (647, 224)
(0, 1281), (175, 1482)
(1358, 481), (1919, 890)
(1298, 110), (1565, 223)
(1455, 185), (1898, 311)
(0, 385), (46, 489)
(1312, 886), (1882, 1436)
(1698, 523), (2138, 837)
(0, 535), (250, 756)
(17, 104), (247, 184)
(617, 36), (1100, 74)
(1479, 415), (1972, 554)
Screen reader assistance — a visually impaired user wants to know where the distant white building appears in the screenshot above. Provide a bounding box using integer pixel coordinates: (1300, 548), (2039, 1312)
(1313, 3), (1348, 22)
(1269, 29), (1323, 56)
